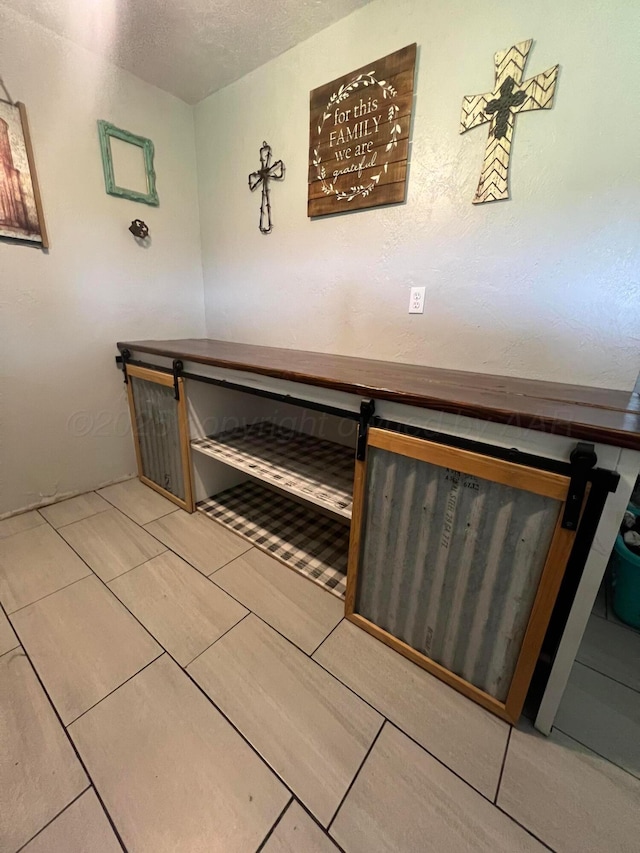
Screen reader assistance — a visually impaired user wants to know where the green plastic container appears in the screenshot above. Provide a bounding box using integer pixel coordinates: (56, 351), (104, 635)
(610, 504), (640, 629)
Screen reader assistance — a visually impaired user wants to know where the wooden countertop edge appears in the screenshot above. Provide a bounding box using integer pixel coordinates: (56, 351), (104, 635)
(117, 339), (640, 451)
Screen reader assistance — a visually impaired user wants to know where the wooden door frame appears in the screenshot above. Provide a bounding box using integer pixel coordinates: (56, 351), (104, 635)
(345, 427), (578, 724)
(125, 364), (194, 512)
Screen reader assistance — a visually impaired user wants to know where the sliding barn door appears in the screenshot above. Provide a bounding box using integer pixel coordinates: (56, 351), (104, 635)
(346, 428), (579, 723)
(126, 365), (194, 512)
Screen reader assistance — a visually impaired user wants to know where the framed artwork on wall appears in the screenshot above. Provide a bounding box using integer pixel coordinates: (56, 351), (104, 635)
(97, 120), (159, 206)
(0, 101), (49, 248)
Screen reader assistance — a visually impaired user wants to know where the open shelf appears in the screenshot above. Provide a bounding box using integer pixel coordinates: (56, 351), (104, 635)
(197, 481), (349, 598)
(191, 423), (354, 519)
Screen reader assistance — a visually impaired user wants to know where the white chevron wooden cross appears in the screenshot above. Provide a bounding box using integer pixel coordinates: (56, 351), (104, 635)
(460, 39), (558, 204)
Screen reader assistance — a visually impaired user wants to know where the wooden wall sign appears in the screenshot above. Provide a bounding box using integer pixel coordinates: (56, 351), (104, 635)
(308, 44), (416, 218)
(461, 39), (558, 204)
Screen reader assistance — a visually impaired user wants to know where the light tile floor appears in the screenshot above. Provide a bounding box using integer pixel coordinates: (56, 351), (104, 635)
(1, 478), (639, 853)
(554, 579), (640, 780)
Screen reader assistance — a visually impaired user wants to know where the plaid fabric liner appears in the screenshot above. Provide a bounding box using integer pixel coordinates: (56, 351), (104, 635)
(198, 481), (349, 599)
(191, 423), (354, 518)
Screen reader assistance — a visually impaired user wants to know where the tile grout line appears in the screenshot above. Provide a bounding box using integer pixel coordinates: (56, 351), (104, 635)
(65, 651), (165, 728)
(6, 605), (557, 853)
(183, 611), (252, 669)
(205, 570), (342, 658)
(388, 717), (558, 853)
(35, 519), (171, 655)
(280, 796), (350, 853)
(205, 543), (254, 575)
(590, 611), (608, 623)
(308, 615), (345, 658)
(326, 719), (386, 834)
(312, 653), (515, 806)
(203, 586), (513, 808)
(47, 505), (112, 531)
(0, 599), (130, 853)
(0, 520), (47, 542)
(33, 498), (173, 589)
(23, 521), (323, 826)
(606, 617), (640, 638)
(69, 558), (384, 843)
(0, 642), (20, 659)
(173, 654), (313, 823)
(493, 725), (513, 804)
(35, 497), (496, 807)
(14, 785), (92, 853)
(97, 485), (179, 526)
(56, 506), (167, 553)
(572, 658), (640, 695)
(254, 797), (293, 853)
(0, 480), (134, 524)
(36, 499), (518, 819)
(24, 489), (571, 846)
(55, 503), (170, 554)
(139, 522), (253, 579)
(102, 549), (170, 586)
(493, 804), (556, 852)
(551, 726), (640, 784)
(59, 488), (331, 613)
(254, 794), (351, 853)
(11, 484), (636, 851)
(7, 571), (93, 616)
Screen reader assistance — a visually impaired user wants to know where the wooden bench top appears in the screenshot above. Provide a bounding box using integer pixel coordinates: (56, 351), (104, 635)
(117, 338), (640, 450)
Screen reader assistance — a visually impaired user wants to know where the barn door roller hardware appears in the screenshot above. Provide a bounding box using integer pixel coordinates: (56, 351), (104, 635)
(115, 348), (132, 383)
(172, 359), (183, 401)
(562, 442), (597, 530)
(356, 400), (376, 461)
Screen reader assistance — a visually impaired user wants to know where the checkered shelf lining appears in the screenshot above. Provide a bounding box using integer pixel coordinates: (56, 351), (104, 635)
(197, 481), (349, 599)
(191, 423), (354, 519)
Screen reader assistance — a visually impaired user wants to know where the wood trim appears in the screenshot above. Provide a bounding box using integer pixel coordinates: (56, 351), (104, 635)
(18, 102), (49, 249)
(176, 377), (195, 512)
(368, 428), (570, 500)
(345, 458), (367, 616)
(346, 613), (514, 723)
(126, 363), (175, 387)
(504, 495), (586, 718)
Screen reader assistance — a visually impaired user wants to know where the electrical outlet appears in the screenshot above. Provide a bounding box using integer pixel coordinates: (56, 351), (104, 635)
(409, 286), (425, 314)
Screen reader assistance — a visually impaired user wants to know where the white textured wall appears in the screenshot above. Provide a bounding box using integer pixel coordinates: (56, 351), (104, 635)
(0, 6), (205, 515)
(195, 0), (640, 391)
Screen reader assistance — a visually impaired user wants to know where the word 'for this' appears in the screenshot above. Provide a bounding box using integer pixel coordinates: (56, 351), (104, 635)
(329, 97), (381, 160)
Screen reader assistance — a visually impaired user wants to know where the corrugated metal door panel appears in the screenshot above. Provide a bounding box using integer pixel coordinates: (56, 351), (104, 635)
(131, 376), (185, 501)
(355, 446), (561, 703)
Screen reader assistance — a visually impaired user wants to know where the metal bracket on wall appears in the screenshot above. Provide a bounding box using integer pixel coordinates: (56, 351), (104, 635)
(356, 399), (376, 461)
(561, 442), (598, 530)
(172, 359), (183, 401)
(115, 348), (131, 384)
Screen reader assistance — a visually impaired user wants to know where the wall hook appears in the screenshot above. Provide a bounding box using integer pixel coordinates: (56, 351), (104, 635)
(129, 219), (149, 239)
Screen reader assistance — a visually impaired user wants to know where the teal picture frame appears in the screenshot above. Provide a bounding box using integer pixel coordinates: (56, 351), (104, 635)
(97, 120), (159, 206)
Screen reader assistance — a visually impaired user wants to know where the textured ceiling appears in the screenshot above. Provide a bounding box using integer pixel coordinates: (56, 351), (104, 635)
(2, 0), (373, 103)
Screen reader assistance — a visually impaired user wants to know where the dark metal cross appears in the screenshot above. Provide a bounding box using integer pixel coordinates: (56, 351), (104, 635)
(485, 77), (526, 140)
(248, 141), (285, 234)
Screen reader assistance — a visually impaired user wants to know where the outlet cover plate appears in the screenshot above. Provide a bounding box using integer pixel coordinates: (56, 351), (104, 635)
(409, 286), (425, 314)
